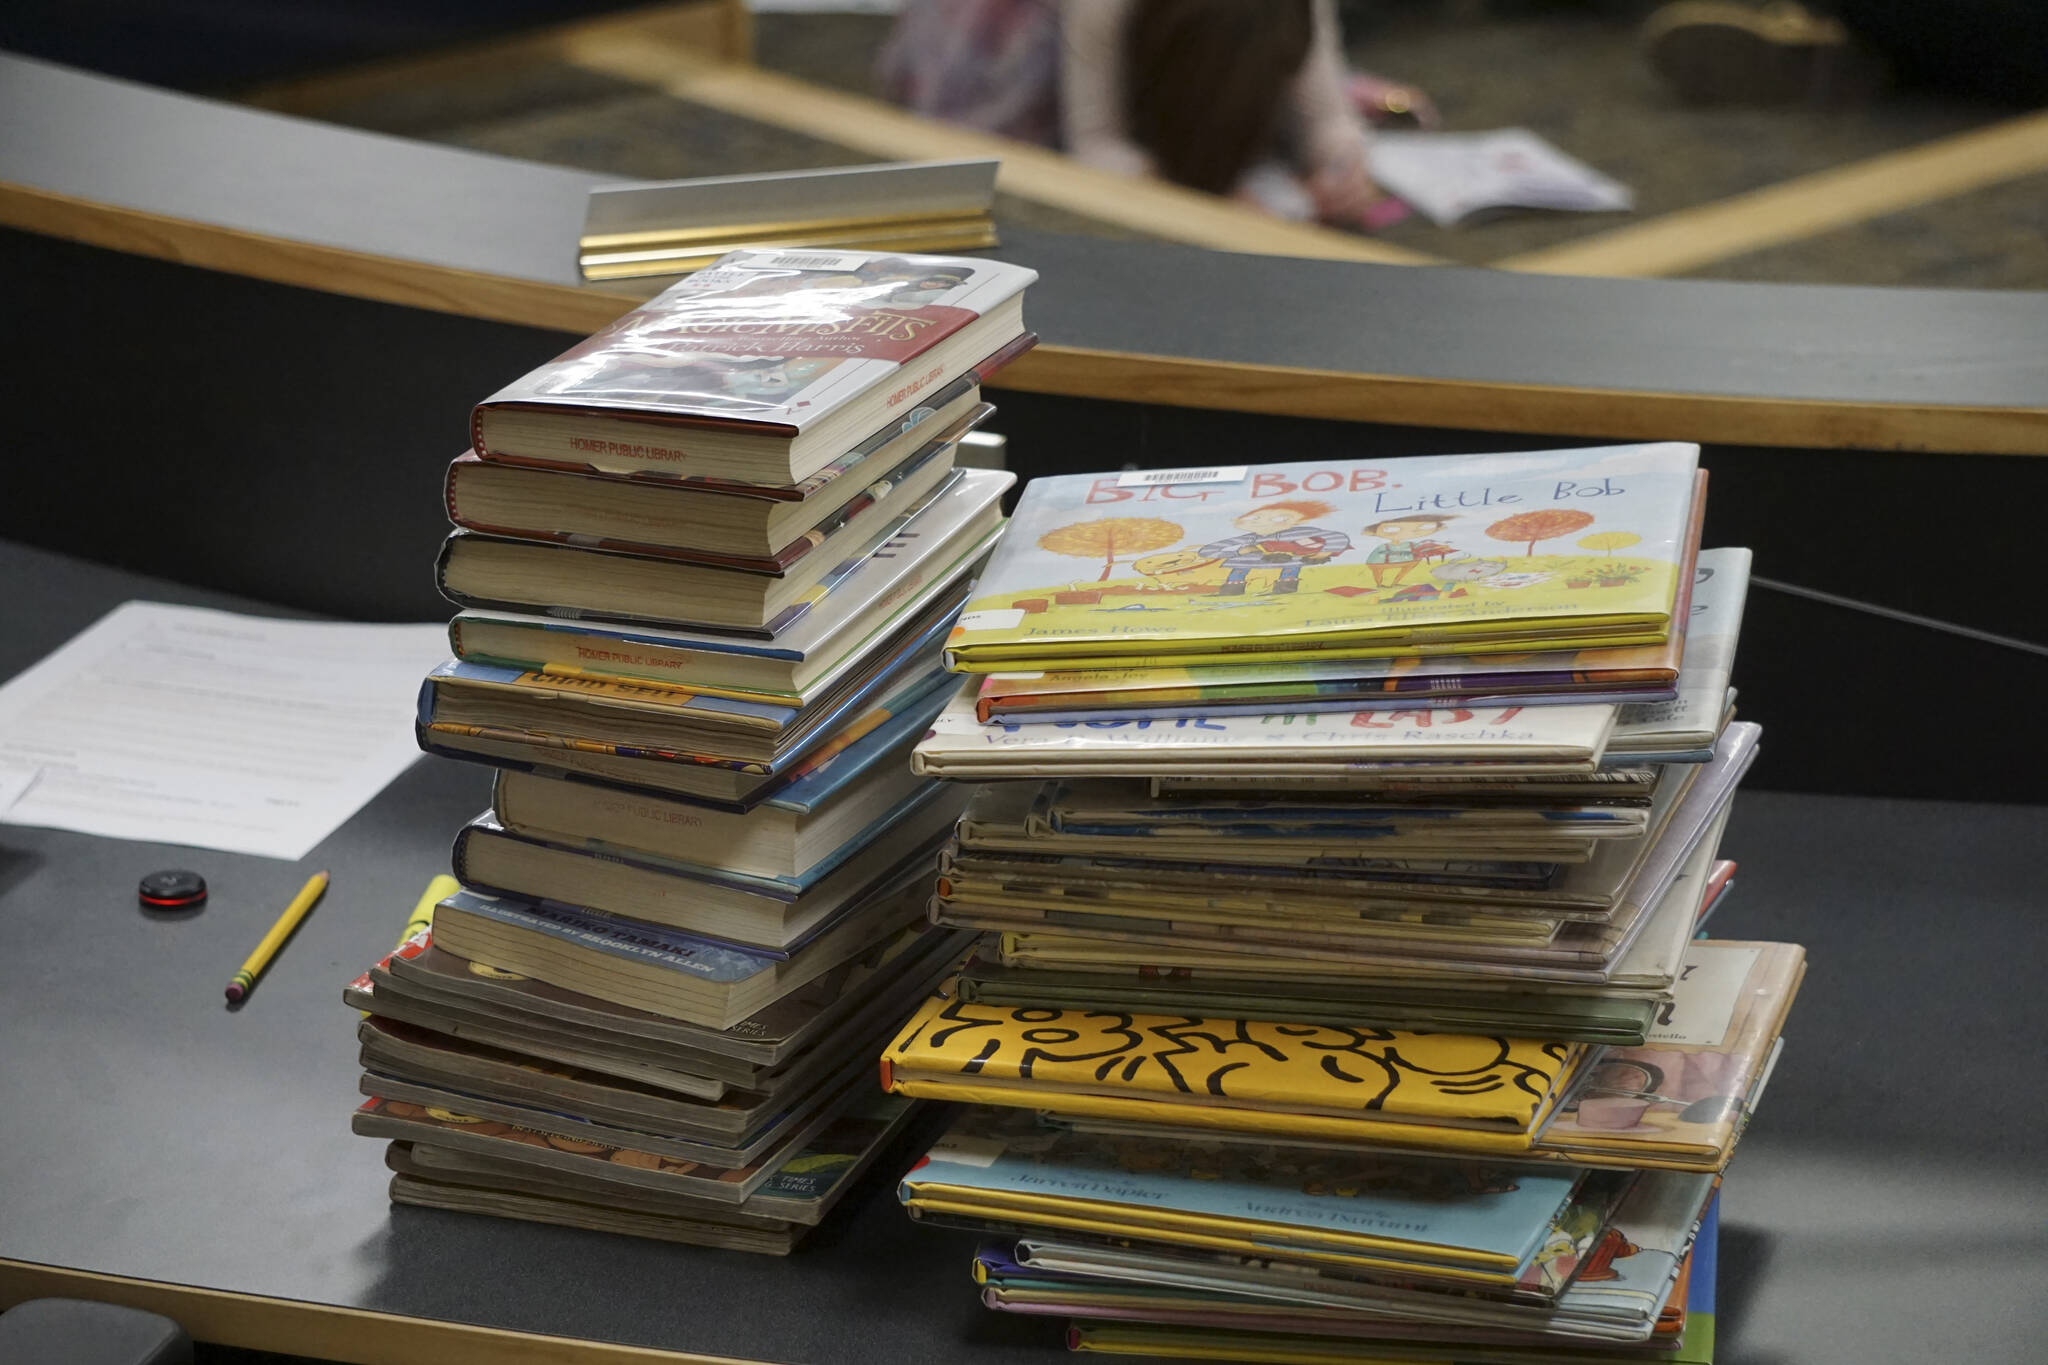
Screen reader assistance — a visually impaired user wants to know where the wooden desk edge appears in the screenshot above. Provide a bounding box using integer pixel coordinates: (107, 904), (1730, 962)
(5, 178), (2042, 456)
(0, 1258), (764, 1365)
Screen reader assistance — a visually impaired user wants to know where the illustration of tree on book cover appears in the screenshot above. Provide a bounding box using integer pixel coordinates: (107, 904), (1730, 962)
(949, 446), (1699, 662)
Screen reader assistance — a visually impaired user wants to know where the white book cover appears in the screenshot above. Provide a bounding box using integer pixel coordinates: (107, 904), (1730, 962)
(912, 685), (1616, 776)
(1612, 548), (1751, 754)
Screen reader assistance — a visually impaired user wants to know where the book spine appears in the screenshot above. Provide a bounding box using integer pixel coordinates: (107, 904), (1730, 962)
(443, 456), (464, 526)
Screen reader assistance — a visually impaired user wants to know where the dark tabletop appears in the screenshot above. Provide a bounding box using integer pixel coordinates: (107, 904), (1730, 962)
(3, 537), (2045, 1365)
(5, 51), (2046, 414)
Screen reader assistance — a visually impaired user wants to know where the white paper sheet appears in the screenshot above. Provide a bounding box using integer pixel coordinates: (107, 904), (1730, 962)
(1370, 128), (1634, 227)
(0, 601), (449, 860)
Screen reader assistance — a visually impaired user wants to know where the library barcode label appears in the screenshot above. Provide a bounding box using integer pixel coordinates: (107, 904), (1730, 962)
(1116, 466), (1249, 488)
(756, 251), (872, 272)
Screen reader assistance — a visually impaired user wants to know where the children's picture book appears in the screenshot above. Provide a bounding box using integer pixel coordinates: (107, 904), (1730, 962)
(945, 445), (1699, 671)
(902, 1108), (1581, 1277)
(1609, 548), (1751, 760)
(473, 250), (1036, 482)
(973, 479), (1713, 725)
(1540, 940), (1805, 1172)
(1040, 1177), (1712, 1357)
(881, 992), (1585, 1152)
(913, 687), (1619, 780)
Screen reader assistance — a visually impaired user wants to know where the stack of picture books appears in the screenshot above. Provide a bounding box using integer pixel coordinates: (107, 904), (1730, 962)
(881, 445), (1804, 1356)
(341, 247), (1036, 1253)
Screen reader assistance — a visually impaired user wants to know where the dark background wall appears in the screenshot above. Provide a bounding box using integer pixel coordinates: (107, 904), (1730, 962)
(0, 2), (642, 91)
(9, 228), (2043, 800)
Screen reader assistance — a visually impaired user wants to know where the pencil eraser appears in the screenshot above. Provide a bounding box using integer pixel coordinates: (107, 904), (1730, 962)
(224, 983), (246, 1003)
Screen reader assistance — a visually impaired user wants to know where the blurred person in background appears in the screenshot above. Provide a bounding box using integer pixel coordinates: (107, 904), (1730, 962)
(877, 0), (1427, 227)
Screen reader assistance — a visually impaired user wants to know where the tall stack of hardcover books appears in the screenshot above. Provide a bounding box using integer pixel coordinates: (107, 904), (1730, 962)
(884, 445), (1802, 1358)
(341, 248), (1035, 1253)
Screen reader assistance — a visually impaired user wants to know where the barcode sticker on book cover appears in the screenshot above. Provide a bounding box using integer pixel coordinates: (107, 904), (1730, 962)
(1115, 466), (1249, 488)
(740, 250), (878, 273)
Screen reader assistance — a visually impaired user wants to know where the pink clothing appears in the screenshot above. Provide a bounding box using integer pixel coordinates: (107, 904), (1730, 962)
(876, 0), (1371, 196)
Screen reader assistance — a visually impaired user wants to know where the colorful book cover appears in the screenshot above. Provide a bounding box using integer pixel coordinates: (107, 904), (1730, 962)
(475, 250), (1035, 436)
(880, 994), (1582, 1151)
(902, 1108), (1580, 1271)
(414, 663), (956, 815)
(1539, 941), (1804, 1171)
(974, 484), (1714, 723)
(946, 445), (1699, 670)
(422, 622), (957, 779)
(912, 689), (1619, 779)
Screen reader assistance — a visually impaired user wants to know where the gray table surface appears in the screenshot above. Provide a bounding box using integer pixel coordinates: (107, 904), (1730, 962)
(3, 538), (2045, 1364)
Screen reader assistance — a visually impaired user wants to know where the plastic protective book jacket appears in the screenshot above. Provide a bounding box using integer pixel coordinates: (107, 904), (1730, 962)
(473, 250), (1036, 438)
(945, 444), (1699, 670)
(1539, 940), (1803, 1170)
(914, 689), (1616, 778)
(973, 476), (1712, 722)
(902, 1109), (1578, 1271)
(880, 994), (1583, 1151)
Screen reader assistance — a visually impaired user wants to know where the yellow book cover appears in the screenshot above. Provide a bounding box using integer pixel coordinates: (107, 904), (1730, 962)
(880, 995), (1580, 1144)
(946, 446), (1698, 671)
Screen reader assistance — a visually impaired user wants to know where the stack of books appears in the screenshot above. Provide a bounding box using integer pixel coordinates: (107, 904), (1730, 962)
(882, 446), (1803, 1357)
(341, 248), (1037, 1253)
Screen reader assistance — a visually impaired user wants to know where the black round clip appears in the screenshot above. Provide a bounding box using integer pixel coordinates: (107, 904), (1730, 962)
(139, 869), (208, 910)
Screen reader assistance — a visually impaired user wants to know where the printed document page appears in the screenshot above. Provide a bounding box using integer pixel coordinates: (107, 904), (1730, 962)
(0, 601), (448, 859)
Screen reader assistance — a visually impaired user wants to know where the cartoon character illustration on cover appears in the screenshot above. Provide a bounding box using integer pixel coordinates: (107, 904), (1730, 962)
(1359, 515), (1458, 588)
(1195, 500), (1353, 597)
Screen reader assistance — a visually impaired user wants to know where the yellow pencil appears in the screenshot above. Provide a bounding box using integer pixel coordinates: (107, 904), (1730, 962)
(224, 870), (329, 1003)
(394, 874), (460, 953)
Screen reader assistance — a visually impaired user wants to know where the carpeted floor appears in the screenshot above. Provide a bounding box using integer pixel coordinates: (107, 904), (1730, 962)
(264, 3), (2048, 288)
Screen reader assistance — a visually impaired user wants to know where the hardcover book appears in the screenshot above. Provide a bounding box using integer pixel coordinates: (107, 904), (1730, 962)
(1538, 940), (1805, 1172)
(912, 689), (1619, 780)
(945, 444), (1699, 671)
(974, 481), (1714, 725)
(446, 466), (1012, 703)
(434, 469), (972, 634)
(1608, 548), (1751, 762)
(427, 878), (927, 1028)
(902, 1108), (1580, 1277)
(443, 404), (972, 570)
(472, 249), (1035, 484)
(880, 993), (1584, 1153)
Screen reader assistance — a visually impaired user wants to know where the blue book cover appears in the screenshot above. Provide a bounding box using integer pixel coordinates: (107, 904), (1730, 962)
(765, 673), (956, 813)
(434, 888), (780, 983)
(902, 1109), (1577, 1268)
